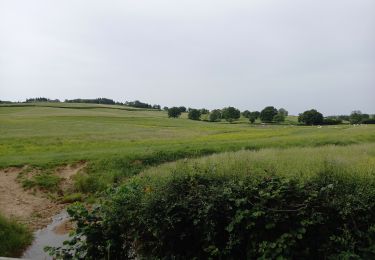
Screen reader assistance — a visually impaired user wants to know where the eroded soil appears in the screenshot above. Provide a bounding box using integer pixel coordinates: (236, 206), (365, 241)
(0, 162), (86, 230)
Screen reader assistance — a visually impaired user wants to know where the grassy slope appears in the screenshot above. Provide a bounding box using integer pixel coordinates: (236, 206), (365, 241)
(141, 143), (375, 182)
(0, 103), (374, 168)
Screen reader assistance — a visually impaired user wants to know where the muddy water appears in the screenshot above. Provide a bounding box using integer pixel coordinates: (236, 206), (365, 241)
(22, 210), (71, 260)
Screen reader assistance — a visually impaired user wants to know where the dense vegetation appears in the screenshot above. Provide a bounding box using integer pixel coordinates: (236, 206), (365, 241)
(0, 213), (32, 257)
(65, 98), (116, 105)
(48, 144), (375, 259)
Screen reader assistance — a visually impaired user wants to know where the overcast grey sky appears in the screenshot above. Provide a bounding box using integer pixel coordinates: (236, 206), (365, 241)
(0, 0), (374, 115)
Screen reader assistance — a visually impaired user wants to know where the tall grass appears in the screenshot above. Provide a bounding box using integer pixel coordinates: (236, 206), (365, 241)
(140, 143), (375, 182)
(0, 213), (33, 257)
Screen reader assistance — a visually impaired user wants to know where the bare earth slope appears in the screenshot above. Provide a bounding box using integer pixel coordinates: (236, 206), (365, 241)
(0, 163), (85, 230)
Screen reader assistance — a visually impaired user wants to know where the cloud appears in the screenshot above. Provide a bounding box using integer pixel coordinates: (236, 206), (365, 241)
(1, 0), (374, 114)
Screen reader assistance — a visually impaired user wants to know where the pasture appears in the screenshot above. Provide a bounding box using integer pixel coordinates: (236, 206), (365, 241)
(1, 103), (374, 169)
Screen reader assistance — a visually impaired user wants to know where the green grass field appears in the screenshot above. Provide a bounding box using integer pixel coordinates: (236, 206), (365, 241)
(1, 103), (374, 169)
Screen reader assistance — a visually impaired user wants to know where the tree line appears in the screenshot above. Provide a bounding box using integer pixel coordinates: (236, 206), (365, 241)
(166, 106), (375, 125)
(21, 97), (161, 110)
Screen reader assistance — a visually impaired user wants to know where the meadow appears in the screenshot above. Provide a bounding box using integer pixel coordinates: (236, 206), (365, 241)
(1, 103), (374, 169)
(1, 103), (375, 258)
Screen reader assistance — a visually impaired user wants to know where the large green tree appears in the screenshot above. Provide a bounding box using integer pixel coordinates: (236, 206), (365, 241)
(349, 111), (363, 124)
(188, 109), (201, 120)
(168, 107), (182, 118)
(298, 109), (323, 125)
(209, 109), (222, 122)
(260, 106), (278, 122)
(222, 107), (240, 123)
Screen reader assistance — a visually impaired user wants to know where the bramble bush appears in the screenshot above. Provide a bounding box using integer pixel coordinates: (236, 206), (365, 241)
(48, 165), (375, 259)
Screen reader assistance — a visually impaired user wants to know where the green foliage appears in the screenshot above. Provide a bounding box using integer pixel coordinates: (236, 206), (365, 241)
(208, 109), (222, 122)
(200, 108), (209, 114)
(222, 107), (240, 123)
(242, 110), (251, 118)
(273, 113), (285, 122)
(0, 213), (33, 257)
(61, 193), (83, 203)
(350, 110), (364, 124)
(178, 106), (187, 113)
(298, 109), (324, 125)
(21, 173), (62, 191)
(260, 106), (278, 122)
(323, 118), (342, 125)
(65, 98), (115, 105)
(188, 109), (201, 120)
(167, 107), (182, 118)
(278, 108), (288, 117)
(249, 111), (260, 123)
(48, 144), (375, 259)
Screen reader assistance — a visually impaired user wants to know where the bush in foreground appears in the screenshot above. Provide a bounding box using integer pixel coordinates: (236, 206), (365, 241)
(0, 213), (33, 257)
(49, 145), (375, 259)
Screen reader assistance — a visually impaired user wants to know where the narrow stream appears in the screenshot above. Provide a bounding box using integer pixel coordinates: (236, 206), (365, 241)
(22, 210), (70, 260)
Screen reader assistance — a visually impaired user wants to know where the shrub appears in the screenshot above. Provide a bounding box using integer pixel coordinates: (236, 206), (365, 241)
(49, 157), (375, 259)
(322, 118), (342, 125)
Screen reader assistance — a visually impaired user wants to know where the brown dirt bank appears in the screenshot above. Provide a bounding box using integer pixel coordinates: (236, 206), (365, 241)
(0, 162), (86, 230)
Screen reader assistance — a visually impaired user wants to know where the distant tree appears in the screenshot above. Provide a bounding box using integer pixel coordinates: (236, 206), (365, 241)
(242, 110), (251, 118)
(209, 109), (222, 122)
(338, 115), (350, 122)
(252, 111), (260, 118)
(273, 113), (285, 123)
(260, 106), (278, 122)
(298, 109), (324, 125)
(349, 110), (363, 124)
(179, 106), (187, 113)
(26, 97), (54, 103)
(200, 108), (209, 115)
(168, 107), (182, 118)
(152, 104), (161, 110)
(362, 114), (370, 120)
(222, 107), (241, 123)
(322, 118), (342, 125)
(278, 108), (288, 117)
(248, 111), (260, 124)
(125, 100), (152, 108)
(188, 109), (201, 120)
(163, 106), (169, 111)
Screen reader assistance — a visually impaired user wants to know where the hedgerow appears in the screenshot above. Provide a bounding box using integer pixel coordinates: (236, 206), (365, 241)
(47, 165), (375, 259)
